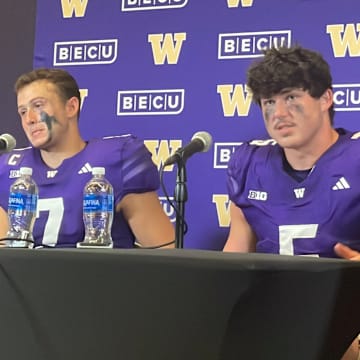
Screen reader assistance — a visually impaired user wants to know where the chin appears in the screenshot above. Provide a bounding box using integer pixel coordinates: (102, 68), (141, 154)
(275, 136), (299, 149)
(30, 138), (48, 149)
(279, 140), (302, 150)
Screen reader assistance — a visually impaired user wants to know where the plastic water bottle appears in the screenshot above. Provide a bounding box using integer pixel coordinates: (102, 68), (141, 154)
(78, 167), (114, 248)
(6, 167), (38, 248)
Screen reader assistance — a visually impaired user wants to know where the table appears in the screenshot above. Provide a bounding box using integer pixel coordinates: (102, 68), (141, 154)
(0, 248), (358, 360)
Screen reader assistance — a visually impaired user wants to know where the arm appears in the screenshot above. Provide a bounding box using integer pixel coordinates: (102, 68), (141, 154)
(0, 206), (8, 238)
(117, 191), (175, 248)
(0, 207), (9, 246)
(341, 338), (359, 360)
(334, 243), (360, 359)
(223, 201), (257, 252)
(334, 243), (360, 261)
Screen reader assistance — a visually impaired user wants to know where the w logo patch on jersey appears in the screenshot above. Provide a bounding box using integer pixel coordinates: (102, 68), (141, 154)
(47, 170), (58, 178)
(294, 188), (305, 199)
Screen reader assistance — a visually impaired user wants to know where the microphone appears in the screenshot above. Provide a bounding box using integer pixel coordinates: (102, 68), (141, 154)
(164, 131), (212, 166)
(0, 133), (16, 153)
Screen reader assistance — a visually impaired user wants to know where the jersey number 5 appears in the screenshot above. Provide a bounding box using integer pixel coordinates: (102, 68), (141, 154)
(279, 224), (319, 256)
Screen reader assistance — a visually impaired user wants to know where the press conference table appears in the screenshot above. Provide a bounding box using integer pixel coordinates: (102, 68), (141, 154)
(0, 248), (359, 360)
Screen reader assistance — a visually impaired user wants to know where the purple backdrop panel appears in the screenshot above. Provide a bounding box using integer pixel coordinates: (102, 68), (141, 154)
(34, 0), (360, 249)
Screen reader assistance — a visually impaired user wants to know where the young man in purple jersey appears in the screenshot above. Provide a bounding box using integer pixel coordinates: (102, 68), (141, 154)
(0, 68), (174, 248)
(223, 45), (359, 359)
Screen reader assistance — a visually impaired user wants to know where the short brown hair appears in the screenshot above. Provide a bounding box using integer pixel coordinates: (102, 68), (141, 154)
(15, 68), (81, 118)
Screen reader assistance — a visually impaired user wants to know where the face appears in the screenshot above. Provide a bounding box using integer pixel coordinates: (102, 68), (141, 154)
(260, 88), (333, 150)
(17, 80), (73, 149)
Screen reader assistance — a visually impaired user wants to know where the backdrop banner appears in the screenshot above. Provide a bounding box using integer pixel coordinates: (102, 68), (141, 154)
(34, 0), (360, 249)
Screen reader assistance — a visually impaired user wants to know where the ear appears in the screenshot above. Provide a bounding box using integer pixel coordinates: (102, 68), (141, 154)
(65, 96), (80, 118)
(320, 88), (333, 112)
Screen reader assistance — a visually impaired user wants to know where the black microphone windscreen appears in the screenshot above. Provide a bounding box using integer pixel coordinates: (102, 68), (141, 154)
(191, 131), (212, 152)
(0, 133), (16, 152)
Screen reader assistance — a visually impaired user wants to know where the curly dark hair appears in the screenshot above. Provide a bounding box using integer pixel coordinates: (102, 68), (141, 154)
(246, 45), (334, 123)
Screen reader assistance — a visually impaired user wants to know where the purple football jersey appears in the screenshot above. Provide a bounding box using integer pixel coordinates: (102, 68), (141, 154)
(0, 135), (159, 248)
(227, 128), (360, 258)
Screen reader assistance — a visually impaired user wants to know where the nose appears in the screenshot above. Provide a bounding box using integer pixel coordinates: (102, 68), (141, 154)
(273, 99), (289, 119)
(24, 107), (39, 124)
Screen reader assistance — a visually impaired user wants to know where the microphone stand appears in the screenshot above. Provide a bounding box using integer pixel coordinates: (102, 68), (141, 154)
(174, 158), (187, 249)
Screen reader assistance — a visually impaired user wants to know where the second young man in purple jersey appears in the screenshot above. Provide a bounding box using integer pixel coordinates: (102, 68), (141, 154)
(223, 45), (359, 359)
(224, 45), (360, 260)
(0, 68), (174, 248)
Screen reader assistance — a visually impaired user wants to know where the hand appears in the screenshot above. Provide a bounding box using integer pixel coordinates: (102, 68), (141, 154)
(334, 242), (360, 261)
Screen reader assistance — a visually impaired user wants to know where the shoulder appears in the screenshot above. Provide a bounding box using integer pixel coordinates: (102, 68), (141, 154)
(86, 134), (152, 162)
(227, 138), (279, 199)
(86, 134), (155, 174)
(228, 138), (278, 173)
(334, 128), (360, 155)
(89, 134), (148, 153)
(91, 136), (159, 193)
(0, 146), (33, 168)
(90, 134), (138, 147)
(345, 129), (360, 144)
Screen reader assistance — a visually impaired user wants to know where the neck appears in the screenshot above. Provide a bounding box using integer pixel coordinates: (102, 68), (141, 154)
(283, 128), (339, 170)
(40, 137), (86, 168)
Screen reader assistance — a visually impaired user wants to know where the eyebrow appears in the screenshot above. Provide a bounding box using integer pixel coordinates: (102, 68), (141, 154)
(278, 88), (304, 95)
(18, 97), (47, 109)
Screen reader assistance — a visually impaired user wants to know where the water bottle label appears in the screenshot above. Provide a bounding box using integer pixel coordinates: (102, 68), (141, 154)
(8, 192), (37, 212)
(108, 194), (114, 212)
(83, 194), (114, 213)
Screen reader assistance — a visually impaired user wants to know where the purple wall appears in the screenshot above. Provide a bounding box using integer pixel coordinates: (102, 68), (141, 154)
(0, 0), (37, 148)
